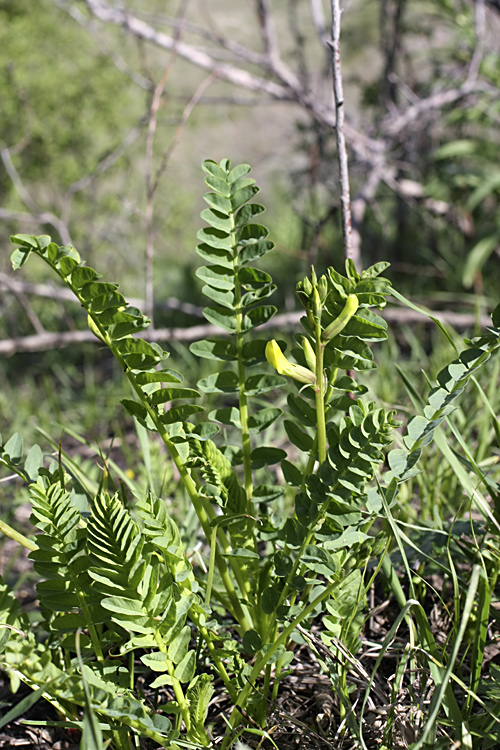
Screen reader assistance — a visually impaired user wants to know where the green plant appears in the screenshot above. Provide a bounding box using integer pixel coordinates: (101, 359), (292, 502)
(2, 159), (500, 749)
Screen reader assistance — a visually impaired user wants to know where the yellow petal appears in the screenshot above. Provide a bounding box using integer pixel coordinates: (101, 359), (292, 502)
(265, 340), (316, 385)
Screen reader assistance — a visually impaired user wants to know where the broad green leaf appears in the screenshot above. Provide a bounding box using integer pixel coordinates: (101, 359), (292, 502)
(202, 306), (237, 333)
(237, 224), (269, 243)
(302, 545), (337, 577)
(250, 446), (287, 467)
(168, 625), (191, 664)
(228, 163), (251, 183)
(253, 484), (284, 502)
(120, 400), (150, 422)
(196, 265), (235, 290)
(202, 159), (227, 180)
(71, 265), (99, 289)
(196, 227), (233, 250)
(244, 373), (286, 395)
(10, 247), (32, 270)
(234, 202), (265, 228)
(208, 407), (242, 428)
(242, 629), (262, 654)
(241, 338), (268, 365)
(4, 433), (23, 464)
(230, 184), (259, 210)
(248, 407), (282, 433)
(287, 394), (317, 427)
(197, 371), (239, 393)
(190, 339), (237, 361)
(388, 447), (422, 480)
(189, 423), (219, 440)
(200, 207), (233, 232)
(59, 256), (79, 276)
(238, 266), (272, 288)
(281, 459), (303, 486)
(361, 261), (391, 278)
(203, 191), (231, 214)
(242, 305), (276, 331)
(148, 387), (200, 404)
(284, 420), (313, 452)
(135, 369), (181, 385)
(202, 285), (235, 309)
(196, 243), (233, 268)
(162, 405), (205, 424)
(204, 174), (230, 196)
(10, 233), (38, 249)
(174, 650), (196, 683)
(79, 280), (118, 301)
(239, 239), (274, 264)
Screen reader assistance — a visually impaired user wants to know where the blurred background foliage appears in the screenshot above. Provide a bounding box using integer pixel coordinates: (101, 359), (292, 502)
(1, 0), (500, 471)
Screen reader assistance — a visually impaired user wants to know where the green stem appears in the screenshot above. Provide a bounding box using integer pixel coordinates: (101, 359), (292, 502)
(190, 609), (237, 702)
(222, 580), (339, 747)
(314, 324), (327, 465)
(0, 518), (37, 551)
(231, 217), (253, 513)
(154, 631), (191, 733)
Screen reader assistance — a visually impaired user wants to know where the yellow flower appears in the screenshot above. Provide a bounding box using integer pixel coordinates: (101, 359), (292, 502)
(322, 294), (359, 342)
(265, 340), (316, 384)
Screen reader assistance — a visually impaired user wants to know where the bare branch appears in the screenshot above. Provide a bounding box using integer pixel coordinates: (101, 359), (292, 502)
(328, 1), (357, 267)
(0, 147), (72, 246)
(0, 307), (490, 356)
(0, 273), (45, 335)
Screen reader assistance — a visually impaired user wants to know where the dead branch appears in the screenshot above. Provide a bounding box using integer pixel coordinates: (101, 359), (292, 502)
(328, 0), (355, 267)
(0, 306), (491, 357)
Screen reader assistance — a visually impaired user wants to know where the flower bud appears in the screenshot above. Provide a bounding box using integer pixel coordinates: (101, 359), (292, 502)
(317, 275), (328, 304)
(302, 277), (313, 297)
(301, 336), (317, 372)
(310, 266), (317, 286)
(265, 340), (316, 385)
(322, 294), (359, 342)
